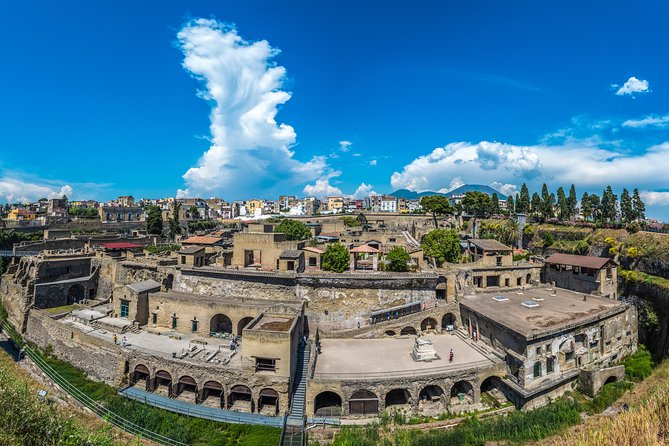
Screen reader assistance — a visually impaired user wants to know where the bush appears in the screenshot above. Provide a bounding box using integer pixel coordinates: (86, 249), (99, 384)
(624, 345), (654, 381)
(575, 239), (590, 255)
(274, 219), (311, 241)
(583, 381), (632, 415)
(626, 221), (641, 234)
(386, 246), (411, 272)
(422, 229), (460, 265)
(541, 232), (555, 247)
(321, 242), (350, 273)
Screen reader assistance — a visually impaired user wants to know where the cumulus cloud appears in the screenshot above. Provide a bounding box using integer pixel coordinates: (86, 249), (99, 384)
(614, 76), (650, 97)
(339, 140), (352, 152)
(640, 191), (669, 206)
(390, 139), (669, 199)
(623, 115), (669, 128)
(0, 177), (73, 203)
(490, 182), (518, 197)
(369, 159), (378, 166)
(351, 183), (377, 199)
(176, 19), (333, 198)
(303, 179), (343, 197)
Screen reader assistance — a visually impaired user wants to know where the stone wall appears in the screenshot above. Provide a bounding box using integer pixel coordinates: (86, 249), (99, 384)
(579, 364), (625, 397)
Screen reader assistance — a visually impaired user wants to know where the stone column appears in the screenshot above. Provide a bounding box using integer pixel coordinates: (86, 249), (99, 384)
(372, 253), (378, 271)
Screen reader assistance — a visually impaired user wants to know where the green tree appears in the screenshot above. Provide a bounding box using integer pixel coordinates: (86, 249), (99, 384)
(601, 186), (618, 222)
(421, 228), (461, 266)
(506, 195), (515, 215)
(620, 188), (634, 223)
(540, 183), (555, 219)
(461, 191), (492, 217)
(274, 219), (312, 241)
(420, 195), (453, 228)
(531, 192), (541, 217)
(145, 205), (163, 235)
(491, 193), (501, 214)
(518, 183), (531, 213)
(567, 184), (578, 219)
(632, 188), (645, 220)
(321, 242), (350, 272)
(580, 192), (591, 221)
(356, 212), (368, 227)
(556, 187), (569, 221)
(589, 194), (601, 222)
(169, 201), (182, 239)
(385, 246), (411, 272)
(188, 205), (200, 219)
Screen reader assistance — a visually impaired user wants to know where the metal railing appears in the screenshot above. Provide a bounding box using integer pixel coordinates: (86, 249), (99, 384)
(312, 359), (495, 380)
(1, 320), (187, 446)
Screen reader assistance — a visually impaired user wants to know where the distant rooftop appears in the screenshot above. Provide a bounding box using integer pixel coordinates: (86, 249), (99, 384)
(127, 279), (161, 293)
(467, 238), (513, 251)
(544, 253), (618, 270)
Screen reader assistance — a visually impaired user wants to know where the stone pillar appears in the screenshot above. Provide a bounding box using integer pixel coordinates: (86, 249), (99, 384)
(349, 253), (355, 272)
(473, 385), (481, 404)
(372, 253), (378, 271)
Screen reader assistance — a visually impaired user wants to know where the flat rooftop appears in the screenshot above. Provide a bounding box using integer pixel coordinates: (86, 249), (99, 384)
(460, 287), (626, 339)
(313, 334), (495, 379)
(249, 315), (294, 332)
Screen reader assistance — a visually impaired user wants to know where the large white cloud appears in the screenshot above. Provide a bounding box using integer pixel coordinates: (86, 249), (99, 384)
(614, 76), (650, 97)
(390, 139), (669, 198)
(303, 179), (343, 197)
(0, 177), (73, 203)
(176, 19), (332, 198)
(351, 183), (377, 199)
(641, 191), (669, 207)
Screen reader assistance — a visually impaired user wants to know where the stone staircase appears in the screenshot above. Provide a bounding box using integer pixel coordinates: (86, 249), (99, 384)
(281, 342), (310, 445)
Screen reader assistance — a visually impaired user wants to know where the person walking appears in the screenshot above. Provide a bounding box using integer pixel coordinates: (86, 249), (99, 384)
(113, 334), (117, 345)
(121, 336), (127, 348)
(449, 349), (454, 362)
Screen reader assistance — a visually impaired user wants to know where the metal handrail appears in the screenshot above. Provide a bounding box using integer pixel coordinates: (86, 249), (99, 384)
(312, 359), (495, 380)
(1, 320), (187, 446)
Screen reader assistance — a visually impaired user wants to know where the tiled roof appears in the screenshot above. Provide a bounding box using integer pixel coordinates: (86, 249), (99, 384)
(181, 236), (224, 245)
(544, 253), (617, 269)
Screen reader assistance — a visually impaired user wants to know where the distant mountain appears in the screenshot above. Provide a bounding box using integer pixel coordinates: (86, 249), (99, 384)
(389, 184), (506, 200)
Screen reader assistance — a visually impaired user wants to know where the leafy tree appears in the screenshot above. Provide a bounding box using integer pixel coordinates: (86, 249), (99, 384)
(169, 201), (182, 239)
(540, 183), (555, 219)
(385, 246), (411, 272)
(188, 205), (200, 219)
(491, 193), (500, 214)
(341, 216), (361, 227)
(506, 195), (515, 214)
(620, 188), (634, 223)
(68, 207), (99, 218)
(145, 205), (163, 235)
(461, 191), (492, 217)
(556, 187), (569, 221)
(589, 194), (601, 221)
(421, 228), (461, 266)
(601, 185), (618, 222)
(321, 242), (350, 273)
(567, 184), (578, 219)
(274, 219), (312, 241)
(356, 212), (368, 226)
(632, 188), (645, 220)
(580, 192), (591, 221)
(518, 183), (531, 213)
(531, 192), (541, 217)
(420, 195), (453, 228)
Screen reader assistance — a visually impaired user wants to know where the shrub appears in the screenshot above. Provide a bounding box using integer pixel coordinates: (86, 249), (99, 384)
(626, 221), (641, 234)
(274, 219), (311, 241)
(542, 232), (555, 247)
(386, 246), (411, 272)
(575, 239), (590, 255)
(321, 242), (350, 273)
(624, 345), (654, 381)
(626, 246), (640, 258)
(583, 381), (632, 415)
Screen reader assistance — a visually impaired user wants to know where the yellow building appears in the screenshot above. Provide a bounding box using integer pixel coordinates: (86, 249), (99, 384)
(246, 199), (264, 215)
(326, 196), (344, 212)
(7, 209), (37, 221)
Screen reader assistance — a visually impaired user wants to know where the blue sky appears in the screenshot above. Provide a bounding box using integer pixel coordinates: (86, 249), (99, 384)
(2, 1), (669, 218)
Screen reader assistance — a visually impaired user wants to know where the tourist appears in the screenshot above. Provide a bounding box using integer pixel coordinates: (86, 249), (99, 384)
(121, 336), (127, 348)
(113, 334), (117, 345)
(449, 349), (454, 362)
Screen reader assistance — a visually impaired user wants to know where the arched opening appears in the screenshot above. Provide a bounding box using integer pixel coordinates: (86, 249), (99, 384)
(314, 391), (342, 417)
(349, 389), (379, 415)
(400, 326), (417, 336)
(385, 388), (410, 409)
(604, 375), (618, 385)
(450, 380), (474, 405)
(228, 385), (253, 413)
(200, 381), (224, 407)
(67, 284), (85, 305)
(258, 388), (279, 416)
(533, 361), (542, 378)
(441, 313), (456, 331)
(436, 281), (447, 300)
(237, 317), (254, 336)
(210, 314), (232, 335)
(480, 376), (507, 408)
(526, 273), (532, 285)
(418, 385), (445, 411)
(176, 376), (198, 402)
(153, 370), (172, 397)
(421, 317), (438, 332)
(130, 364), (150, 390)
(385, 330), (396, 336)
(163, 274), (174, 291)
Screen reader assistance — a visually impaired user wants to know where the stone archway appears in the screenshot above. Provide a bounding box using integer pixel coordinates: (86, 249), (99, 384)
(314, 391), (342, 417)
(176, 375), (198, 402)
(67, 283), (85, 305)
(441, 313), (456, 330)
(258, 388), (280, 415)
(228, 384), (254, 413)
(237, 317), (254, 336)
(418, 385), (445, 412)
(153, 370), (172, 397)
(421, 317), (438, 332)
(480, 376), (508, 408)
(200, 381), (224, 407)
(349, 389), (379, 415)
(130, 364), (150, 390)
(450, 380), (474, 405)
(210, 314), (232, 334)
(400, 326), (417, 336)
(385, 388), (410, 410)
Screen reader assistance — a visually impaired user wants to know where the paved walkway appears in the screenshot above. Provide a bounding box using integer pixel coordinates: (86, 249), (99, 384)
(120, 387), (284, 427)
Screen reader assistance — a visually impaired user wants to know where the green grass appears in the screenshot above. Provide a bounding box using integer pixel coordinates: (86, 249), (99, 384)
(582, 381), (633, 415)
(45, 304), (82, 314)
(624, 345), (654, 381)
(35, 351), (281, 446)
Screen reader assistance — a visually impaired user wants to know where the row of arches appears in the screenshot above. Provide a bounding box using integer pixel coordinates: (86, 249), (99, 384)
(209, 314), (255, 336)
(130, 365), (280, 415)
(383, 313), (457, 337)
(313, 377), (503, 416)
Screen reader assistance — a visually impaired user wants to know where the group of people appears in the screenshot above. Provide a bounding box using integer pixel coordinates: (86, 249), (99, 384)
(112, 334), (127, 347)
